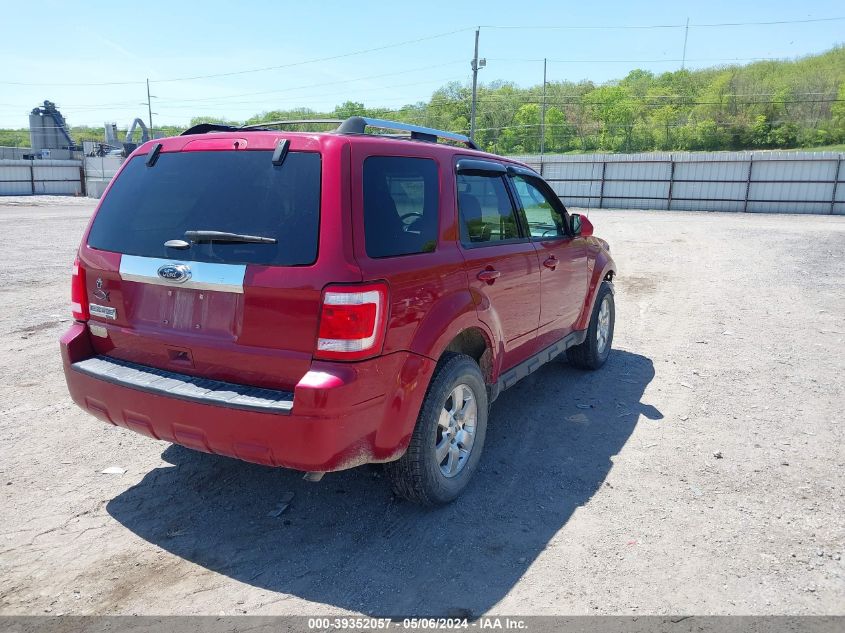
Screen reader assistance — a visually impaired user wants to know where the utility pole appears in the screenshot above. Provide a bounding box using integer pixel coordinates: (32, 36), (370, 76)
(681, 18), (689, 70)
(470, 27), (480, 141)
(540, 58), (547, 162)
(145, 78), (155, 137)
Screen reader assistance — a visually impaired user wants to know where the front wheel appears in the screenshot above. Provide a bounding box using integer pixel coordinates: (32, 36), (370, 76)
(385, 353), (488, 505)
(567, 281), (615, 370)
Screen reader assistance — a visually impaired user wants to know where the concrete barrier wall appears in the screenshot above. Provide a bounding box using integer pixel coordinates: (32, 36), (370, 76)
(0, 159), (84, 196)
(508, 151), (845, 215)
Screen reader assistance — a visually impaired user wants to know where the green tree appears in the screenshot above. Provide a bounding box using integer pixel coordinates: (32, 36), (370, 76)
(830, 83), (845, 142)
(583, 86), (641, 151)
(333, 101), (366, 119)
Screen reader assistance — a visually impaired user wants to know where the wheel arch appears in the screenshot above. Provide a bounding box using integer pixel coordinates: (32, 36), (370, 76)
(575, 251), (616, 331)
(406, 285), (499, 381)
(441, 326), (495, 385)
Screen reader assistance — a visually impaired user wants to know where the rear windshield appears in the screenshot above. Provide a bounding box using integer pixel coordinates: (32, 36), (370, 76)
(87, 150), (321, 266)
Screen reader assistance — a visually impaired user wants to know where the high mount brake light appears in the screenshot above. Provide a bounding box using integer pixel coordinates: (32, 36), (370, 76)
(315, 283), (388, 361)
(71, 256), (89, 321)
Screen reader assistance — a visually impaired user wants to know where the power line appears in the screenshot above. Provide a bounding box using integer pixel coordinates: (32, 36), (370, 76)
(487, 56), (793, 64)
(0, 77), (468, 116)
(3, 90), (824, 112)
(150, 29), (471, 83)
(0, 28), (471, 87)
(3, 16), (841, 87)
(422, 95), (843, 107)
(691, 16), (845, 27)
(465, 118), (836, 133)
(153, 62), (466, 105)
(0, 78), (146, 87)
(147, 76), (468, 112)
(152, 79), (467, 111)
(480, 16), (845, 30)
(5, 94), (838, 125)
(483, 22), (683, 30)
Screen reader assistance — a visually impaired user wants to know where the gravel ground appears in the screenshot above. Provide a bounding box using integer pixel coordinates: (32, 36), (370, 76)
(0, 197), (842, 617)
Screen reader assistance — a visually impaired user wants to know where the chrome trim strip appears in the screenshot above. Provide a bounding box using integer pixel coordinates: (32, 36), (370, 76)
(119, 255), (246, 293)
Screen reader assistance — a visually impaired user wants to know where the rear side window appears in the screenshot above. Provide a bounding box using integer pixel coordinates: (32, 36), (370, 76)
(87, 150), (321, 266)
(363, 156), (439, 258)
(457, 174), (521, 245)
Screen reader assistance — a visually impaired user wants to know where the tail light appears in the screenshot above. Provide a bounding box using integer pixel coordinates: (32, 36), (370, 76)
(315, 282), (388, 360)
(71, 256), (89, 321)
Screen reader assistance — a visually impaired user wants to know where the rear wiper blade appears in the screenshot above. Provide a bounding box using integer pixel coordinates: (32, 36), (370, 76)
(184, 230), (277, 244)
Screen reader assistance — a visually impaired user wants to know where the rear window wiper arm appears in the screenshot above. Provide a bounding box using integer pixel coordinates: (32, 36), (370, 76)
(183, 230), (277, 245)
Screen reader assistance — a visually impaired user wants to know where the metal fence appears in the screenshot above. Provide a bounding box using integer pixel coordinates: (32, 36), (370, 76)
(1, 147), (844, 215)
(0, 159), (84, 196)
(0, 147), (34, 160)
(511, 151), (845, 215)
(83, 155), (123, 198)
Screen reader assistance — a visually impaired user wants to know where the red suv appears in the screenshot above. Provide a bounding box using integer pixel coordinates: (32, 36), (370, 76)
(61, 117), (616, 504)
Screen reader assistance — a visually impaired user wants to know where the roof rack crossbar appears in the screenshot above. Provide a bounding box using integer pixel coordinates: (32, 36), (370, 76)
(336, 116), (477, 149)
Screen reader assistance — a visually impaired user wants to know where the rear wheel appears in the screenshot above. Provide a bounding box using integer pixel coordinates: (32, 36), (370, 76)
(567, 281), (615, 370)
(385, 353), (488, 505)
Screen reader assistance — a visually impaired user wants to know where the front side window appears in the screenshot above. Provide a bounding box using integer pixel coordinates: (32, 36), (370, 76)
(511, 175), (566, 239)
(457, 174), (521, 245)
(363, 156), (439, 258)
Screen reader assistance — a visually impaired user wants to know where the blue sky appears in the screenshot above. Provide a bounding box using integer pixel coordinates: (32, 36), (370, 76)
(0, 0), (843, 129)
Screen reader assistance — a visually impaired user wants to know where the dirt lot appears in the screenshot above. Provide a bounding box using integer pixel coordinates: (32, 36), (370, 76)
(0, 197), (842, 616)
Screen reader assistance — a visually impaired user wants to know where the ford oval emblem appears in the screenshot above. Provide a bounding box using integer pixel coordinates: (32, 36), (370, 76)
(157, 263), (192, 283)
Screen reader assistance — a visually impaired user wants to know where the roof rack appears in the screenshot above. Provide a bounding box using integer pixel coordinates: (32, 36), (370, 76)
(336, 116), (477, 149)
(180, 116), (478, 149)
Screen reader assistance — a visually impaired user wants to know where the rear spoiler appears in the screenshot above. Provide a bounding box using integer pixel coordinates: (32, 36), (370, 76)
(180, 123), (243, 135)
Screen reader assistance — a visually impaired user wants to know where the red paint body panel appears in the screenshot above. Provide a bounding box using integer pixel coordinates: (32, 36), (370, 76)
(77, 135), (356, 391)
(575, 238), (617, 331)
(460, 241), (542, 374)
(532, 236), (592, 351)
(62, 323), (434, 471)
(62, 129), (614, 471)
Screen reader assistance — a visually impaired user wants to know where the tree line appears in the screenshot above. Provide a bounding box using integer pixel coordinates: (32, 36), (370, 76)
(2, 46), (843, 154)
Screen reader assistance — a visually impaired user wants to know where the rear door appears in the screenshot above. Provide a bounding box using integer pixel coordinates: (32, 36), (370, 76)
(78, 138), (346, 391)
(455, 159), (541, 368)
(508, 170), (589, 343)
(347, 145), (469, 358)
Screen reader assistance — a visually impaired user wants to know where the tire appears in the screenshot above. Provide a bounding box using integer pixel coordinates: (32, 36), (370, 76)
(567, 281), (615, 370)
(385, 353), (488, 505)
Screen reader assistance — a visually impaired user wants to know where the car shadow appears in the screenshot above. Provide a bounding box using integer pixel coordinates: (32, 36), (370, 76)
(107, 349), (659, 617)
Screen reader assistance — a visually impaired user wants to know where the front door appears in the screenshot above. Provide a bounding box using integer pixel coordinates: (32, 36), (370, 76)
(509, 173), (590, 343)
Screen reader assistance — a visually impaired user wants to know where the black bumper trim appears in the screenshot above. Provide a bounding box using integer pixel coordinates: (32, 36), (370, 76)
(71, 356), (294, 414)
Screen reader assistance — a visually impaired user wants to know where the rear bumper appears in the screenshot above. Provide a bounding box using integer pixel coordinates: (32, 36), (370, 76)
(61, 323), (436, 472)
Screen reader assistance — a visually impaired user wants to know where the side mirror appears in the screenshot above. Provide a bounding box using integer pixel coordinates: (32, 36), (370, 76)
(570, 214), (593, 237)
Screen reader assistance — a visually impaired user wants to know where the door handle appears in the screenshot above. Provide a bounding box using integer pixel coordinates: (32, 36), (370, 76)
(543, 256), (558, 270)
(477, 269), (501, 284)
